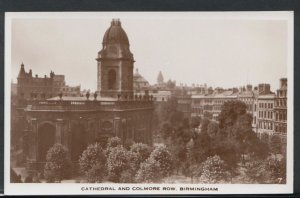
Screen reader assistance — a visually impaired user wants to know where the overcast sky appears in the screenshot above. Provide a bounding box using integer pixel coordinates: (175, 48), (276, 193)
(9, 12), (290, 91)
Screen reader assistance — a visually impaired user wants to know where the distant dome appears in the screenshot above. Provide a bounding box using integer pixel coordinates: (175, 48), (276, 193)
(102, 19), (129, 45)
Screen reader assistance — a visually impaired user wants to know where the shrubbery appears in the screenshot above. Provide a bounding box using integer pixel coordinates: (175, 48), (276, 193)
(44, 143), (71, 183)
(79, 142), (106, 183)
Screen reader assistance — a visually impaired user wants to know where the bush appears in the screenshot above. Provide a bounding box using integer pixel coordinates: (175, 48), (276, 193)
(107, 137), (122, 148)
(135, 144), (173, 183)
(130, 143), (152, 166)
(199, 155), (229, 184)
(44, 143), (71, 183)
(107, 145), (131, 182)
(135, 157), (162, 183)
(86, 162), (106, 183)
(150, 144), (174, 177)
(79, 142), (107, 182)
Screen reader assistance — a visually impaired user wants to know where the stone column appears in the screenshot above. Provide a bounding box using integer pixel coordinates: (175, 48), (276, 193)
(114, 117), (121, 138)
(27, 118), (37, 171)
(56, 119), (63, 144)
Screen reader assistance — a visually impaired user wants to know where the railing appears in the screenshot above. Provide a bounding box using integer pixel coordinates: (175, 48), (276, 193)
(19, 99), (154, 111)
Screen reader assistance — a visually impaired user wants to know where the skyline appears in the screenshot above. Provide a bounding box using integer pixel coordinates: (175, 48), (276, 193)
(9, 12), (290, 91)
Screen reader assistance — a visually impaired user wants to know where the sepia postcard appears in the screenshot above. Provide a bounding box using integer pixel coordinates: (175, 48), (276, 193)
(4, 11), (293, 195)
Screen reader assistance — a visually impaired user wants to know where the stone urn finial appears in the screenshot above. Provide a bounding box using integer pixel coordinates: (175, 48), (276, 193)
(94, 92), (97, 100)
(58, 92), (63, 100)
(86, 92), (90, 100)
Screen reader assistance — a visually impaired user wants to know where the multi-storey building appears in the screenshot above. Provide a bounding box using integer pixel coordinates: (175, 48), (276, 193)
(176, 94), (192, 118)
(16, 64), (81, 102)
(256, 93), (276, 135)
(274, 78), (287, 135)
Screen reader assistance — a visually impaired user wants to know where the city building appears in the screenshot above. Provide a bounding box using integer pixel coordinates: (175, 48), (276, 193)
(16, 19), (154, 171)
(256, 93), (276, 135)
(274, 78), (287, 135)
(16, 64), (81, 102)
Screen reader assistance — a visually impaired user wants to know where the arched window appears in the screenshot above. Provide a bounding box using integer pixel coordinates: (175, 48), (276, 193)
(108, 69), (117, 90)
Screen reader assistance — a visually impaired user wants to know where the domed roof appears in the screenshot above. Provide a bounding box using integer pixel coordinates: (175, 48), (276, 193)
(98, 19), (134, 60)
(102, 19), (129, 45)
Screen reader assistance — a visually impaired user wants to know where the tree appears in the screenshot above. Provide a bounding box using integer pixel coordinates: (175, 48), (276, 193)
(148, 144), (174, 177)
(244, 157), (274, 184)
(44, 143), (71, 183)
(218, 100), (247, 130)
(136, 144), (174, 183)
(190, 131), (212, 163)
(160, 122), (173, 139)
(107, 136), (122, 148)
(130, 143), (152, 166)
(199, 155), (229, 184)
(268, 156), (286, 184)
(86, 162), (107, 183)
(107, 145), (131, 182)
(200, 118), (210, 133)
(269, 135), (282, 155)
(207, 121), (219, 137)
(135, 157), (162, 183)
(190, 116), (201, 128)
(106, 136), (122, 156)
(79, 142), (107, 183)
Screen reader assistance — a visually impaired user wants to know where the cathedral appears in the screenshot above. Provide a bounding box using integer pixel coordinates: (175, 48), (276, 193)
(16, 19), (154, 171)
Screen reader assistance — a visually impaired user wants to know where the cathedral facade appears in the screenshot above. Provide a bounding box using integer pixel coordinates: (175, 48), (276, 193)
(16, 19), (154, 171)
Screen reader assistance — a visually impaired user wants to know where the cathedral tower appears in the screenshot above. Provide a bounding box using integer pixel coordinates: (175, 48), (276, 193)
(96, 19), (134, 98)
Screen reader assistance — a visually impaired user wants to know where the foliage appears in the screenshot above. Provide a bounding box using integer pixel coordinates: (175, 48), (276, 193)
(79, 142), (107, 182)
(269, 135), (283, 155)
(130, 143), (152, 166)
(148, 144), (174, 177)
(79, 142), (106, 174)
(207, 121), (219, 137)
(107, 137), (122, 148)
(218, 100), (247, 130)
(190, 116), (201, 128)
(160, 122), (173, 140)
(135, 157), (162, 183)
(268, 157), (286, 184)
(244, 158), (272, 184)
(44, 143), (71, 183)
(136, 144), (174, 183)
(86, 162), (107, 183)
(200, 118), (210, 133)
(190, 131), (212, 163)
(106, 136), (122, 157)
(199, 155), (229, 184)
(107, 145), (131, 182)
(244, 155), (286, 184)
(120, 169), (136, 183)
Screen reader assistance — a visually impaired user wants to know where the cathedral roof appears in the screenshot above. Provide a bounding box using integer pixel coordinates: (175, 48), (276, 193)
(102, 19), (129, 45)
